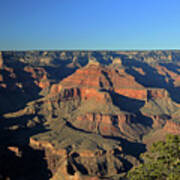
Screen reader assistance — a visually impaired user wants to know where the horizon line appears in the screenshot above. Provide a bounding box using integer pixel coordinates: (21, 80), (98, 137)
(1, 48), (180, 52)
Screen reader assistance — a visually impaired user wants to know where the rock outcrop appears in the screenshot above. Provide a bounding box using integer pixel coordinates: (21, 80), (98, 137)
(163, 121), (180, 134)
(24, 66), (50, 89)
(115, 88), (147, 100)
(29, 138), (125, 179)
(147, 89), (169, 99)
(71, 113), (147, 140)
(50, 64), (143, 93)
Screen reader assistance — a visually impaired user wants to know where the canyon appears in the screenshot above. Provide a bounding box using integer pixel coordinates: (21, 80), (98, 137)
(0, 50), (180, 179)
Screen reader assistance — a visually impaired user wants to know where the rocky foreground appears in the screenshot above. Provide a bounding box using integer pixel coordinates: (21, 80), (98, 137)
(0, 50), (180, 179)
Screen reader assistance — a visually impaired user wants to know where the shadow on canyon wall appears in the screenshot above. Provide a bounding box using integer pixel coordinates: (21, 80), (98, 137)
(120, 55), (180, 103)
(0, 113), (52, 180)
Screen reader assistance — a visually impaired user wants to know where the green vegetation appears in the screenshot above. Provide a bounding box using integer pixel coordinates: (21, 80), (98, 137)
(128, 134), (180, 180)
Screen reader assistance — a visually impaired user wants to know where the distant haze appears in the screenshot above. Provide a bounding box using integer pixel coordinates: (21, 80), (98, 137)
(0, 0), (180, 50)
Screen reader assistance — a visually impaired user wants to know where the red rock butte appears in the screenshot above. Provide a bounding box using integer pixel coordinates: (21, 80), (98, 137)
(49, 63), (169, 102)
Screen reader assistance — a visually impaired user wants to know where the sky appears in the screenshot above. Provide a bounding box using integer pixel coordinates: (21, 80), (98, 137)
(0, 0), (180, 50)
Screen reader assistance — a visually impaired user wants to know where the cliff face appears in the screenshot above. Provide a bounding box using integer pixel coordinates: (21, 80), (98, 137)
(147, 89), (169, 99)
(29, 138), (125, 180)
(163, 121), (180, 134)
(50, 86), (111, 103)
(55, 64), (144, 90)
(24, 66), (50, 89)
(49, 63), (171, 103)
(0, 64), (50, 93)
(156, 64), (180, 87)
(114, 88), (147, 100)
(72, 113), (147, 139)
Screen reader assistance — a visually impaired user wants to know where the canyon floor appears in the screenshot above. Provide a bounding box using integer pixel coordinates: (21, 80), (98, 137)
(0, 50), (180, 180)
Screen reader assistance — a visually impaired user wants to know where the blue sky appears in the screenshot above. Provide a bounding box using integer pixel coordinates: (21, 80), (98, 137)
(0, 0), (180, 50)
